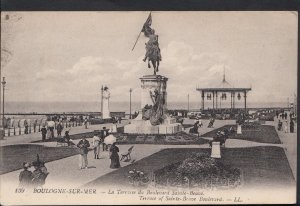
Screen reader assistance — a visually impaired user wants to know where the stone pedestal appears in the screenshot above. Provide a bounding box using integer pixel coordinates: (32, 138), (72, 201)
(124, 75), (182, 134)
(237, 124), (242, 134)
(140, 75), (168, 109)
(211, 141), (221, 158)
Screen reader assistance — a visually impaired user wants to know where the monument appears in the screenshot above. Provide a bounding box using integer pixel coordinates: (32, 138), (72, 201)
(124, 13), (182, 134)
(101, 85), (111, 119)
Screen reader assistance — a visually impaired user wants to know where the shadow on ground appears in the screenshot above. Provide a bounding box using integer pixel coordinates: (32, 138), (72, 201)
(0, 144), (81, 174)
(201, 125), (281, 144)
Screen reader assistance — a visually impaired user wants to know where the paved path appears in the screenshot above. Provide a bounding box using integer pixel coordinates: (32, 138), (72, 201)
(0, 137), (287, 189)
(273, 114), (297, 180)
(0, 122), (127, 147)
(0, 117), (296, 190)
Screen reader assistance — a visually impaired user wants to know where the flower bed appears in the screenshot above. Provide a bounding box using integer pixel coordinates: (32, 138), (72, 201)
(154, 153), (241, 189)
(113, 132), (209, 145)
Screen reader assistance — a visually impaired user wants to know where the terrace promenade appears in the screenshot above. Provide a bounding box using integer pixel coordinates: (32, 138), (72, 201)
(0, 118), (296, 191)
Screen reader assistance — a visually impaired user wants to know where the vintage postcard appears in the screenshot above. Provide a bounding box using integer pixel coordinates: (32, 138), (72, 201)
(0, 11), (297, 205)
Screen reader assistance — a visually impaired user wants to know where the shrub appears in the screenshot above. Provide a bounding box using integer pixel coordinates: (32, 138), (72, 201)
(154, 153), (241, 189)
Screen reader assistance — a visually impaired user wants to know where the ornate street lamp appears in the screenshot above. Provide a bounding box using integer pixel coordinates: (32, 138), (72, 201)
(100, 85), (103, 119)
(2, 77), (6, 129)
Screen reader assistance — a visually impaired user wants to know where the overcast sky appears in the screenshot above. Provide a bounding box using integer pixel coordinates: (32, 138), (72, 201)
(1, 11), (297, 103)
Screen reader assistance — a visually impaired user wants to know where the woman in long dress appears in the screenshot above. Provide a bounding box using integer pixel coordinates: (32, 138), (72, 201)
(109, 142), (120, 169)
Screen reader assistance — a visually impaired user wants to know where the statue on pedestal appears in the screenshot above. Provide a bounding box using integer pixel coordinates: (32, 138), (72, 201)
(132, 13), (162, 75)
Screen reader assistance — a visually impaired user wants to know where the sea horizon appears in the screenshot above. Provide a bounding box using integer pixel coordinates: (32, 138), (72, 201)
(5, 101), (290, 114)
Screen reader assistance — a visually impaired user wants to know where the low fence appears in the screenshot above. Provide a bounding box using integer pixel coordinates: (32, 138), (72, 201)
(3, 120), (88, 137)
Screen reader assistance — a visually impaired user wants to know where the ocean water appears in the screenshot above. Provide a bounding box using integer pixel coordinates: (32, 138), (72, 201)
(5, 101), (288, 114)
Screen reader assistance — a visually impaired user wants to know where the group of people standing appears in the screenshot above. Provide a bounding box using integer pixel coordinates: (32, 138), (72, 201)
(277, 112), (295, 133)
(40, 121), (65, 141)
(77, 127), (120, 170)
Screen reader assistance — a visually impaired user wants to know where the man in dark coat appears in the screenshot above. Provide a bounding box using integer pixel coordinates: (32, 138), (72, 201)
(41, 126), (47, 142)
(77, 136), (90, 169)
(290, 120), (294, 133)
(56, 122), (63, 137)
(19, 162), (33, 188)
(32, 161), (48, 187)
(101, 127), (109, 151)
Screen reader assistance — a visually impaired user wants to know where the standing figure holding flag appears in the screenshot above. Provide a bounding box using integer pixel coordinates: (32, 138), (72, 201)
(132, 13), (162, 75)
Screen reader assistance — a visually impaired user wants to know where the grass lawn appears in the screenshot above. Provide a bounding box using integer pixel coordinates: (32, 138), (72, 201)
(85, 146), (294, 188)
(201, 125), (281, 144)
(0, 144), (80, 174)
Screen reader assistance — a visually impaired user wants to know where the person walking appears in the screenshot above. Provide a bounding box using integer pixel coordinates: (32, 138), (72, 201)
(101, 127), (109, 151)
(92, 134), (101, 159)
(284, 120), (288, 133)
(84, 118), (88, 129)
(24, 120), (29, 134)
(33, 119), (37, 133)
(77, 136), (90, 169)
(284, 112), (288, 120)
(109, 142), (120, 169)
(41, 126), (47, 142)
(290, 120), (294, 133)
(56, 122), (63, 137)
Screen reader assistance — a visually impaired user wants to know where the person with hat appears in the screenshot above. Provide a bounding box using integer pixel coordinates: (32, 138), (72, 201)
(41, 125), (47, 142)
(101, 127), (109, 151)
(56, 121), (63, 137)
(109, 142), (120, 169)
(92, 133), (102, 159)
(32, 161), (46, 187)
(77, 136), (90, 169)
(19, 162), (34, 187)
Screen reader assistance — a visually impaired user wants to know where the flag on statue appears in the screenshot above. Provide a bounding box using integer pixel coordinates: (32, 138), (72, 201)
(142, 13), (154, 37)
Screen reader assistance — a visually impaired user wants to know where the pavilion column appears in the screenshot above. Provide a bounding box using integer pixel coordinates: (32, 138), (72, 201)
(230, 92), (233, 109)
(215, 92), (218, 109)
(201, 91), (205, 111)
(212, 91), (215, 110)
(220, 94), (222, 109)
(244, 91), (247, 112)
(233, 92), (235, 109)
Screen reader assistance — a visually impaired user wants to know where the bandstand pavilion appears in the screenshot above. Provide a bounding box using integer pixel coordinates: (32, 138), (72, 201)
(196, 71), (251, 112)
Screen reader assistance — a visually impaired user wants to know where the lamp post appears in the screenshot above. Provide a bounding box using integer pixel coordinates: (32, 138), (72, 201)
(101, 85), (103, 119)
(129, 88), (132, 119)
(187, 94), (189, 112)
(2, 77), (6, 129)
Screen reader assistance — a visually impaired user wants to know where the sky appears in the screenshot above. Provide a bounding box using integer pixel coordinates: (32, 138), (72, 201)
(1, 11), (298, 104)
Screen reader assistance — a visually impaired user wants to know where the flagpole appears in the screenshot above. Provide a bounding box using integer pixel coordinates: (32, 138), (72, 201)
(131, 30), (142, 51)
(131, 12), (152, 51)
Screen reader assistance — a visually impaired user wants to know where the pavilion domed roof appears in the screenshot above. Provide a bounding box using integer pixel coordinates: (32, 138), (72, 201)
(217, 74), (233, 89)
